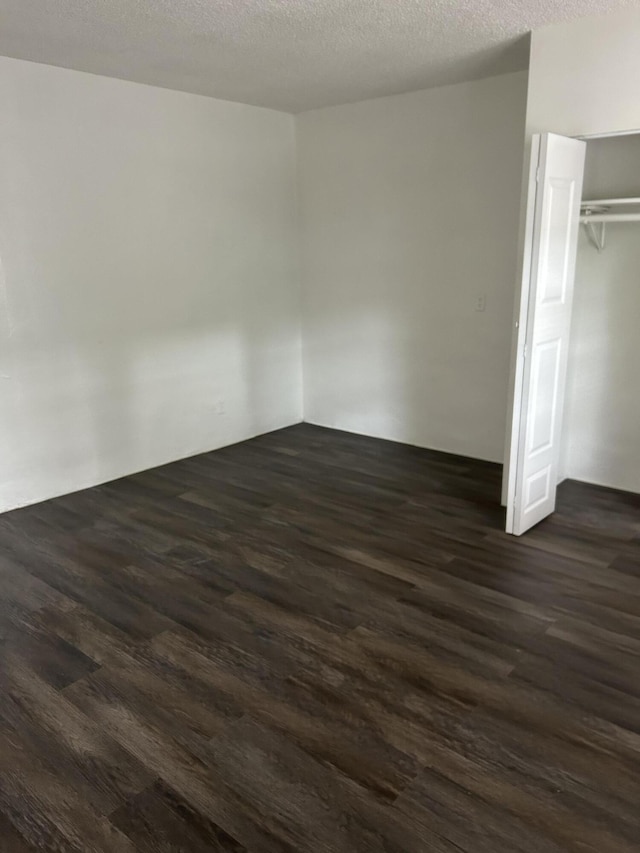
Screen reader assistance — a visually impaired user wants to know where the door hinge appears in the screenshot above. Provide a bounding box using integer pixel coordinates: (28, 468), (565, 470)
(535, 167), (540, 184)
(523, 343), (528, 360)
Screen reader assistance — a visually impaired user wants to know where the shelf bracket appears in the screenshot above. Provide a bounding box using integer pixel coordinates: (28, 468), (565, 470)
(584, 220), (606, 252)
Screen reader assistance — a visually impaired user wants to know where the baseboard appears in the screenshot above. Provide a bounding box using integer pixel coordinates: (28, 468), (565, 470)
(0, 418), (304, 516)
(301, 419), (504, 468)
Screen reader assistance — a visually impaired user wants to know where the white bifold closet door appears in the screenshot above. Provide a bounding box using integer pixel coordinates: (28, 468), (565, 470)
(505, 133), (586, 536)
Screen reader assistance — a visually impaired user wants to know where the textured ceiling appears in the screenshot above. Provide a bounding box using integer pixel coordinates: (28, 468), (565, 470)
(0, 0), (635, 112)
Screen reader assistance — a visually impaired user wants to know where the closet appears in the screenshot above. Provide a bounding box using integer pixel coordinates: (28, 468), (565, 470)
(562, 135), (640, 496)
(504, 132), (640, 535)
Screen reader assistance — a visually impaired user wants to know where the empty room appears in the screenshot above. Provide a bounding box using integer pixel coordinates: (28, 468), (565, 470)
(1, 2), (639, 851)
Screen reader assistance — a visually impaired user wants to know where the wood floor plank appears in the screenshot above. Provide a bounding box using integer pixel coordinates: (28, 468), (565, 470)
(0, 727), (138, 852)
(395, 709), (640, 853)
(0, 812), (39, 853)
(204, 715), (457, 853)
(111, 781), (248, 852)
(0, 648), (153, 816)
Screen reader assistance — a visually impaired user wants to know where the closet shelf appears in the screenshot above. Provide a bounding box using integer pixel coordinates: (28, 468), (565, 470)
(579, 198), (640, 252)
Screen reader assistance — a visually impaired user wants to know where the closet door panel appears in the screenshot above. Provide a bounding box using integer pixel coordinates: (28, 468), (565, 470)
(506, 133), (586, 536)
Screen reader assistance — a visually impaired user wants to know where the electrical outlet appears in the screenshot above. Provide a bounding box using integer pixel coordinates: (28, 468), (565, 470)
(475, 294), (487, 312)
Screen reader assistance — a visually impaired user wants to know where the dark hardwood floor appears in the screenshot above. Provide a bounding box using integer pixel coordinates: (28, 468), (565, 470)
(1, 423), (639, 852)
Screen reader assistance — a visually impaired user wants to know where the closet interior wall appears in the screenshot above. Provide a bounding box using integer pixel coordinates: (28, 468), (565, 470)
(561, 134), (640, 493)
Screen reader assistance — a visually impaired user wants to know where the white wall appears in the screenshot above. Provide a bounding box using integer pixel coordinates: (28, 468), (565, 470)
(298, 72), (528, 461)
(504, 6), (640, 501)
(527, 7), (640, 137)
(562, 136), (640, 493)
(0, 56), (301, 513)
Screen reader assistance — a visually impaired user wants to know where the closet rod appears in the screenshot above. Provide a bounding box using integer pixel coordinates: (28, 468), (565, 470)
(580, 213), (640, 223)
(582, 197), (640, 206)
